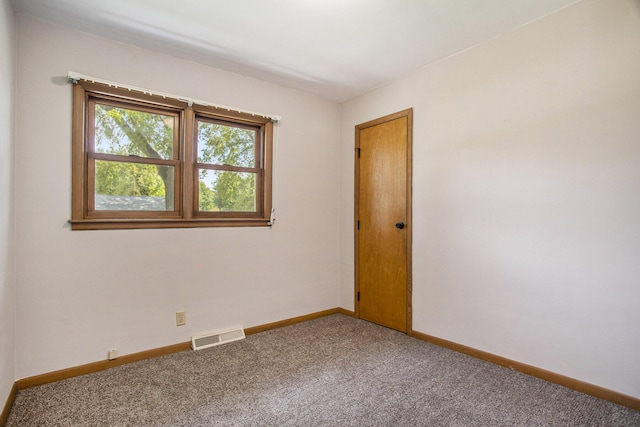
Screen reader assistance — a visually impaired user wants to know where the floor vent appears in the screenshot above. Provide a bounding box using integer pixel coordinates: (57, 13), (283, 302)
(192, 326), (245, 351)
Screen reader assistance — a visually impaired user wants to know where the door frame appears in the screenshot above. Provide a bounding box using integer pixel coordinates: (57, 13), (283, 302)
(354, 108), (413, 333)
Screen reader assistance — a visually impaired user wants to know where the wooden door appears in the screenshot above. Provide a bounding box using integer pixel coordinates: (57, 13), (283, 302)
(355, 109), (412, 333)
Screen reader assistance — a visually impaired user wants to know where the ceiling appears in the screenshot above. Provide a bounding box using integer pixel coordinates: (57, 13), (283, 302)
(11, 0), (579, 102)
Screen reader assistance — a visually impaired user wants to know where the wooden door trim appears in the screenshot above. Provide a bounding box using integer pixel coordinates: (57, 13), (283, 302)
(354, 108), (413, 333)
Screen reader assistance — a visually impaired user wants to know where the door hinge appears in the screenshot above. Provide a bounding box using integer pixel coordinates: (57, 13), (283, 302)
(355, 147), (361, 158)
(357, 291), (360, 302)
(357, 220), (360, 230)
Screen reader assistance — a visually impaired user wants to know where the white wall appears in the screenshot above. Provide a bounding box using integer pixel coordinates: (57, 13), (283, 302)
(14, 16), (341, 379)
(340, 0), (640, 398)
(0, 0), (16, 409)
(12, 0), (640, 401)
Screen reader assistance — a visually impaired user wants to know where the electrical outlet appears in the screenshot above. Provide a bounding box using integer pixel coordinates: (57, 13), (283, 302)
(108, 348), (118, 360)
(176, 311), (186, 326)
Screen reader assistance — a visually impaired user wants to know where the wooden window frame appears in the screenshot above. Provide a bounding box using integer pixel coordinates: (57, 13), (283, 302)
(70, 80), (273, 230)
(193, 116), (264, 219)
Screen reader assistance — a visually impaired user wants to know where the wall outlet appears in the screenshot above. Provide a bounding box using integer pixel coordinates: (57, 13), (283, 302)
(176, 311), (186, 326)
(108, 348), (118, 360)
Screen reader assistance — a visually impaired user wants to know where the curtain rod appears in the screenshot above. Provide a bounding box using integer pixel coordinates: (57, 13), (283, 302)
(67, 71), (281, 122)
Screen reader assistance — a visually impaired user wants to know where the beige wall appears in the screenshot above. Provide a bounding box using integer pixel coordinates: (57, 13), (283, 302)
(340, 0), (640, 397)
(14, 16), (341, 379)
(0, 0), (15, 409)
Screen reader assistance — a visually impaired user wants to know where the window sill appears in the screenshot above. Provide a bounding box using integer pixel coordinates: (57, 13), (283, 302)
(68, 218), (272, 230)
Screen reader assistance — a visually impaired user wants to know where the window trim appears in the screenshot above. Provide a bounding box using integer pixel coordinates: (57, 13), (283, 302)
(70, 80), (273, 230)
(192, 115), (264, 218)
(86, 97), (183, 219)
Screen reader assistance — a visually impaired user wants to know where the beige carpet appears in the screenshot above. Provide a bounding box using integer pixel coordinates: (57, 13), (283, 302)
(7, 314), (640, 426)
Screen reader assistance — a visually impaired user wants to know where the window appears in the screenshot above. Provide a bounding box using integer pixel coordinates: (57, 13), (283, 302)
(70, 80), (273, 230)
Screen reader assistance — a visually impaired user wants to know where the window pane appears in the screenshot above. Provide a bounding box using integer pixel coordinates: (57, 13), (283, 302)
(95, 160), (174, 211)
(197, 121), (255, 167)
(198, 169), (256, 212)
(95, 104), (175, 160)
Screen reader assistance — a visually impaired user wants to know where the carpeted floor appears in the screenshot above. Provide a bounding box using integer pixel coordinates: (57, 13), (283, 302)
(7, 314), (640, 426)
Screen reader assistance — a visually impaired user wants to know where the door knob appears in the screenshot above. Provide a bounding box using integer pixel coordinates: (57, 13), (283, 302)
(395, 222), (405, 229)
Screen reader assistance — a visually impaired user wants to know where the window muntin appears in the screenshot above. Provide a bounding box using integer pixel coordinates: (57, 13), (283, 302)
(194, 118), (261, 214)
(85, 97), (181, 217)
(71, 80), (273, 230)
